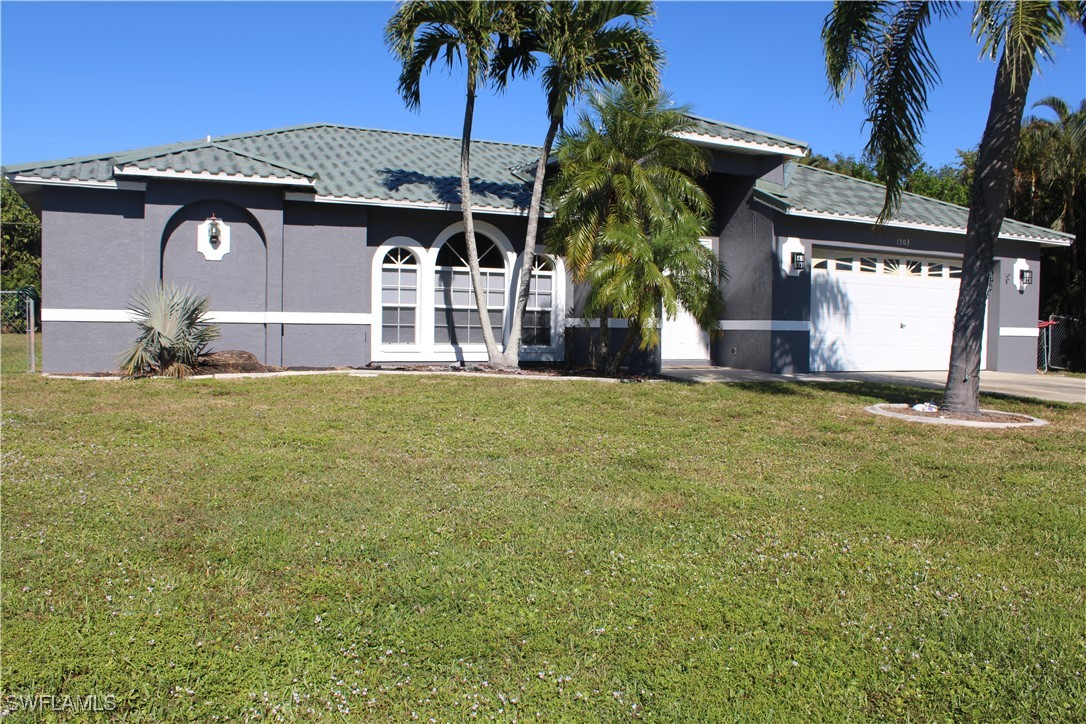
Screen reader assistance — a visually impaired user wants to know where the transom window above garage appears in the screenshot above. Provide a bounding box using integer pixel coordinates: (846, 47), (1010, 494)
(812, 249), (962, 280)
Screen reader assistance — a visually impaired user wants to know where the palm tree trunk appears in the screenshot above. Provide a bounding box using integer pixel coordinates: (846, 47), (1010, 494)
(505, 115), (562, 365)
(459, 71), (507, 367)
(596, 310), (610, 372)
(942, 42), (1035, 413)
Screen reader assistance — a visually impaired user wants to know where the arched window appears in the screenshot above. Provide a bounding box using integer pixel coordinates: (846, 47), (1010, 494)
(524, 255), (555, 346)
(434, 233), (505, 345)
(380, 247), (419, 345)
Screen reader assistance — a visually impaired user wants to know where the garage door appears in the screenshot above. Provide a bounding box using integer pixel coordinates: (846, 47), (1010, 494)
(809, 248), (985, 372)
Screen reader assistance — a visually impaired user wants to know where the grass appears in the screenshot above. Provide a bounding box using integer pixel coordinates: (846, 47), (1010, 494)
(1, 333), (40, 375)
(1, 372), (1084, 720)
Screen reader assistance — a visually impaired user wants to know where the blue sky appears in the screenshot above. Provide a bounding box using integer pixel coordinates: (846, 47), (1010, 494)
(2, 1), (1083, 168)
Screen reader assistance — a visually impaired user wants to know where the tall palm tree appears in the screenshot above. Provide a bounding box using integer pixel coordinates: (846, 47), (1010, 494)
(492, 0), (661, 366)
(385, 1), (528, 366)
(547, 88), (724, 374)
(823, 1), (1085, 413)
(1016, 97), (1086, 316)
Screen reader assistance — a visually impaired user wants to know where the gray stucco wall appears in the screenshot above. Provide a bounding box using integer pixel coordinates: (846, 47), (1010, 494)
(41, 187), (146, 372)
(37, 177), (542, 372)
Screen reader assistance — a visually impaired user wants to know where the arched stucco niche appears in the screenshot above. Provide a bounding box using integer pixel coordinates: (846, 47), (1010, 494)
(160, 199), (268, 312)
(160, 199), (269, 360)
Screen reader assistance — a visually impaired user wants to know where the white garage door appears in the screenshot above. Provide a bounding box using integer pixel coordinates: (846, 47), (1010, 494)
(809, 248), (985, 372)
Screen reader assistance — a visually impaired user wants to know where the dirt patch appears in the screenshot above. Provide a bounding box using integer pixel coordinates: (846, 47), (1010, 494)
(893, 407), (1034, 424)
(866, 403), (1048, 428)
(198, 350), (284, 375)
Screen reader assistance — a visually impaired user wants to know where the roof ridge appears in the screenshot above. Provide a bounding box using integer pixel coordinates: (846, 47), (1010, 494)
(213, 122), (546, 152)
(210, 142), (317, 178)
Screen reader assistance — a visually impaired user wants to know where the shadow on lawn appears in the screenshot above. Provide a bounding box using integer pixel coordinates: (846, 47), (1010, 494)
(800, 381), (944, 406)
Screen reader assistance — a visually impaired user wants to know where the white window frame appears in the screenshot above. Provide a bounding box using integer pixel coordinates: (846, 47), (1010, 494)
(371, 237), (429, 361)
(378, 245), (422, 348)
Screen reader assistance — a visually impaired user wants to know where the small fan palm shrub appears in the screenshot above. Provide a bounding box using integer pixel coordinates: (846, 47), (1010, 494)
(119, 283), (219, 378)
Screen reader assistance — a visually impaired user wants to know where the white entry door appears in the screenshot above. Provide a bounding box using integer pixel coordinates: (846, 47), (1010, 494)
(662, 238), (712, 364)
(809, 248), (987, 372)
(662, 304), (710, 362)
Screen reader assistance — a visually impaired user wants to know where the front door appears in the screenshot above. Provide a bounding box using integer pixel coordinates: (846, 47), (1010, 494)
(661, 237), (713, 364)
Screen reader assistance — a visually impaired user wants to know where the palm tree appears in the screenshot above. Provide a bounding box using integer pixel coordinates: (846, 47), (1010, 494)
(385, 1), (528, 366)
(492, 0), (661, 366)
(1014, 97), (1086, 317)
(823, 1), (1085, 413)
(547, 88), (724, 374)
(118, 283), (220, 378)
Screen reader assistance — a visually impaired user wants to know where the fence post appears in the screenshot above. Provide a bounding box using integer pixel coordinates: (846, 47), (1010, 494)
(28, 297), (36, 373)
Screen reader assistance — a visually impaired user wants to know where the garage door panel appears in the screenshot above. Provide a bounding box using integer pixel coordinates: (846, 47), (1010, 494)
(810, 248), (982, 372)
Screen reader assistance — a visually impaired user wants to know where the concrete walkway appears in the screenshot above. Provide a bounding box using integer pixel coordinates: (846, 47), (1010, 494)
(663, 367), (1086, 404)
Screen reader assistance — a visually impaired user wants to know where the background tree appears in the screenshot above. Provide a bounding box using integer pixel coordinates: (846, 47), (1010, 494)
(823, 1), (1085, 413)
(386, 1), (528, 367)
(547, 88), (724, 374)
(492, 0), (661, 366)
(1011, 96), (1086, 318)
(1, 177), (41, 293)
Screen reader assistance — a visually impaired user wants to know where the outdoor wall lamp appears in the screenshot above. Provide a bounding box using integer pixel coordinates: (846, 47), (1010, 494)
(1019, 268), (1033, 288)
(207, 214), (222, 247)
(197, 215), (231, 261)
(791, 251), (806, 271)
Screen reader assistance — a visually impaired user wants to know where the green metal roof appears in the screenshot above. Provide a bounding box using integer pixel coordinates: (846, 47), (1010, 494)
(3, 121), (1073, 244)
(4, 123), (542, 211)
(755, 164), (1073, 245)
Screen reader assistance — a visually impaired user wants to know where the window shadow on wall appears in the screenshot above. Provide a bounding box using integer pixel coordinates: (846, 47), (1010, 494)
(379, 169), (532, 209)
(808, 273), (852, 373)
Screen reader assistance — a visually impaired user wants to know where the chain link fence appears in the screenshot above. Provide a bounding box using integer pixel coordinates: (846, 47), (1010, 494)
(1, 289), (38, 374)
(1038, 315), (1085, 372)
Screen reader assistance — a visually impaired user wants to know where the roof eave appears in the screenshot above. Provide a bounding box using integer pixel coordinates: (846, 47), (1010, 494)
(675, 131), (808, 158)
(754, 197), (1072, 247)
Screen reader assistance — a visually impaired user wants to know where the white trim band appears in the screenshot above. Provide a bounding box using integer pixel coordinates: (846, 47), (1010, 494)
(42, 308), (372, 325)
(8, 175), (147, 192)
(565, 318), (630, 328)
(718, 320), (811, 332)
(114, 166), (315, 188)
(999, 326), (1040, 338)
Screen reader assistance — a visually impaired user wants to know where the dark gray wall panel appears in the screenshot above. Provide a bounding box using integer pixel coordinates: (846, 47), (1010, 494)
(709, 174), (775, 321)
(211, 323), (270, 363)
(42, 187), (147, 309)
(43, 321), (133, 373)
(565, 326), (656, 374)
(367, 207), (529, 253)
(713, 330), (771, 372)
(281, 324), (370, 367)
(284, 202), (369, 313)
(772, 331), (810, 374)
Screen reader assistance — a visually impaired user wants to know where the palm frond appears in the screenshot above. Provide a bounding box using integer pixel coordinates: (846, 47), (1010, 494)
(118, 283), (219, 378)
(823, 0), (887, 97)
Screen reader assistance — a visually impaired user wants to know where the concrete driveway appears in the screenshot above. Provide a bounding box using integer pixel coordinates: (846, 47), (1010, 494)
(663, 367), (1086, 404)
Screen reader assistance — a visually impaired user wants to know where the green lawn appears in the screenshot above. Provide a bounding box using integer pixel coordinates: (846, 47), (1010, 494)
(1, 332), (40, 375)
(2, 373), (1084, 720)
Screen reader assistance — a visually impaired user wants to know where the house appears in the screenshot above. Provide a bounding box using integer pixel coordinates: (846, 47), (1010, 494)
(3, 117), (1072, 374)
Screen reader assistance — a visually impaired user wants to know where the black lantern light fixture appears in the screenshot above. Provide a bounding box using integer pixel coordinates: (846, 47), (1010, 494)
(1019, 268), (1033, 288)
(791, 251), (806, 271)
(208, 214), (222, 247)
